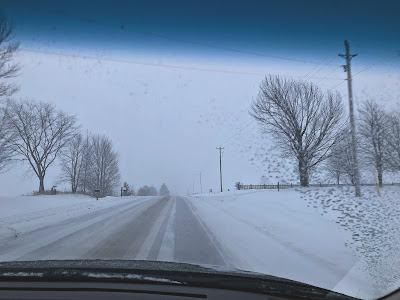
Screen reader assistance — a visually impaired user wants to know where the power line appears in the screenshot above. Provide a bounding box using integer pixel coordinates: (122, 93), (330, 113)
(306, 56), (340, 80)
(20, 48), (264, 76)
(222, 120), (255, 145)
(21, 47), (346, 80)
(352, 49), (400, 77)
(226, 123), (259, 147)
(326, 79), (347, 92)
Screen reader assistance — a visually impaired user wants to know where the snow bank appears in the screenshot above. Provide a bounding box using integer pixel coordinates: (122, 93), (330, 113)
(0, 194), (94, 218)
(188, 186), (400, 299)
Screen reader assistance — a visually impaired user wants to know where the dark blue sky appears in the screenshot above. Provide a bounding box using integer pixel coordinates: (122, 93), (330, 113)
(1, 0), (399, 66)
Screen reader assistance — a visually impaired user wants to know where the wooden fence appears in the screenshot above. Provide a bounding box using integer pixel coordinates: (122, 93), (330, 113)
(237, 182), (400, 191)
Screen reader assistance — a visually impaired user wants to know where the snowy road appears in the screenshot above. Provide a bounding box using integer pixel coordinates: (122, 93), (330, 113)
(0, 196), (228, 266)
(1, 190), (394, 299)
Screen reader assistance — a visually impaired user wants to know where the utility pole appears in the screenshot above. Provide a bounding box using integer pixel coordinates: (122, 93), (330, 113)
(192, 178), (194, 194)
(200, 172), (202, 194)
(339, 40), (361, 197)
(216, 147), (224, 192)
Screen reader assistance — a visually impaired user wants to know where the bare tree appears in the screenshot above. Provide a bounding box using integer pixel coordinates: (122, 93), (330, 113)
(59, 133), (84, 193)
(250, 75), (344, 186)
(334, 128), (357, 184)
(0, 108), (15, 172)
(327, 141), (345, 185)
(3, 99), (77, 192)
(358, 100), (388, 187)
(86, 134), (120, 196)
(385, 112), (400, 172)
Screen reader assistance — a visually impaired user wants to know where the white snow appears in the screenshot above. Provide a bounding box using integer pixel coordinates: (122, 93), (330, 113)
(187, 185), (400, 300)
(1, 272), (44, 277)
(0, 194), (147, 241)
(82, 272), (183, 284)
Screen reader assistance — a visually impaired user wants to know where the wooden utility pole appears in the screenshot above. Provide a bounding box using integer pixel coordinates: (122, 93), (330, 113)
(339, 40), (361, 197)
(216, 147), (224, 192)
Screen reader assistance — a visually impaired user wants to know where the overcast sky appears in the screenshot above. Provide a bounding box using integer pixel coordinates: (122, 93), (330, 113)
(0, 0), (399, 195)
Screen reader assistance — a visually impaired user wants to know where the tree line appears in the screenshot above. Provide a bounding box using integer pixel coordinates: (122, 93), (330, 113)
(1, 99), (121, 196)
(136, 183), (170, 196)
(327, 100), (400, 187)
(0, 17), (121, 196)
(251, 75), (400, 188)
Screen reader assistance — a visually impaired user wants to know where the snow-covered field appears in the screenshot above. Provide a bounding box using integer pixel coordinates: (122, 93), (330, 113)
(188, 186), (400, 299)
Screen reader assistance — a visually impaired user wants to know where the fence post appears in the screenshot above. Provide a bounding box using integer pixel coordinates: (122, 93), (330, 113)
(278, 182), (280, 192)
(291, 183), (292, 188)
(320, 183), (322, 187)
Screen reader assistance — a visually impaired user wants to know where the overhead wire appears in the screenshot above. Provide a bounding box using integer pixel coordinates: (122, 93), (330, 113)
(21, 47), (347, 80)
(222, 120), (256, 145)
(352, 49), (400, 77)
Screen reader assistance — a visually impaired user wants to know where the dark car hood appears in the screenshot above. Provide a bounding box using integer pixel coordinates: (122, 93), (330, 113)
(0, 260), (357, 300)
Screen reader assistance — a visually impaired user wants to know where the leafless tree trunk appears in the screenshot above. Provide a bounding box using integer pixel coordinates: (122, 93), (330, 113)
(59, 133), (85, 193)
(3, 99), (77, 193)
(86, 134), (120, 196)
(358, 100), (388, 187)
(250, 75), (344, 187)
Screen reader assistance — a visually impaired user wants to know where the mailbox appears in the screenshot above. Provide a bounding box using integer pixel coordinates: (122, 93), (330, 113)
(95, 189), (100, 200)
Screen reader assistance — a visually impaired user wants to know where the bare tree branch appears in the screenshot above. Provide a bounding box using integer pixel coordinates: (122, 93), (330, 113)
(84, 134), (120, 196)
(385, 112), (400, 172)
(59, 132), (84, 193)
(358, 99), (389, 187)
